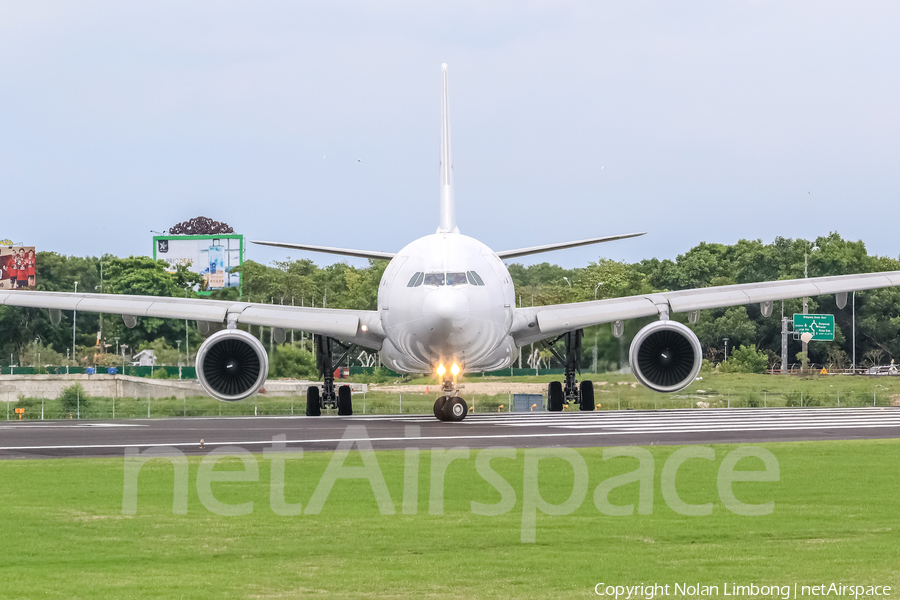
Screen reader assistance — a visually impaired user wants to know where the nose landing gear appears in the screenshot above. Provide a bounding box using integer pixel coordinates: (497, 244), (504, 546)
(433, 378), (468, 421)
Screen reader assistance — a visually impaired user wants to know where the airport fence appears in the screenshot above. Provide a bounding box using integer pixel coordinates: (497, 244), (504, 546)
(4, 380), (899, 422)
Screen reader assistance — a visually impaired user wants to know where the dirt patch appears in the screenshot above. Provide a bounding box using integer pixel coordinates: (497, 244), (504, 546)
(891, 395), (900, 407)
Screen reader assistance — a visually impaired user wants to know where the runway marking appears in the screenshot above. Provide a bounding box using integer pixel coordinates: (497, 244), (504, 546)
(0, 423), (146, 430)
(2, 423), (898, 452)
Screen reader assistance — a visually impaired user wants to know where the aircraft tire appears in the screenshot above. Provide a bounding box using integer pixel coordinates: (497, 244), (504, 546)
(548, 381), (564, 411)
(443, 396), (468, 422)
(306, 386), (321, 416)
(337, 385), (353, 415)
(579, 380), (594, 411)
(433, 396), (450, 420)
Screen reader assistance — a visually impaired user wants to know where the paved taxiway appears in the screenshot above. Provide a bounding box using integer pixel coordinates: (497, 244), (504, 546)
(1, 407), (899, 459)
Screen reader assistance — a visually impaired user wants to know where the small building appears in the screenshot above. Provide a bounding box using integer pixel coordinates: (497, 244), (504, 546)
(132, 350), (157, 367)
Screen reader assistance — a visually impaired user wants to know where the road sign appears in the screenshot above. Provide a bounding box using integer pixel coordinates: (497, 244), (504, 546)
(793, 314), (835, 341)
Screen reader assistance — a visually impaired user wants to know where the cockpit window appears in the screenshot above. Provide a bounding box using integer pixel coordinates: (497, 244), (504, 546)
(407, 272), (424, 287)
(423, 272), (445, 286)
(446, 272), (468, 286)
(467, 271), (485, 286)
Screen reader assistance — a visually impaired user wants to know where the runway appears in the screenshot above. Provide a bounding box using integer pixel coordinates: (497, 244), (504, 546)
(1, 406), (899, 459)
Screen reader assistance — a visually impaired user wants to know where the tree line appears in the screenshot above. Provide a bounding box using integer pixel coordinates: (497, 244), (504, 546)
(2, 232), (898, 373)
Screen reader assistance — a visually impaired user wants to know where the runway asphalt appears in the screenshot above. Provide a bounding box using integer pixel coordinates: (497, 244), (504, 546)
(1, 406), (899, 459)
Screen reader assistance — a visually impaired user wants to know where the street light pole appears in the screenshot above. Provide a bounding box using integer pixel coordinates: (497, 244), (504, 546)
(594, 281), (604, 300)
(563, 277), (571, 288)
(723, 337), (729, 362)
(73, 281), (78, 366)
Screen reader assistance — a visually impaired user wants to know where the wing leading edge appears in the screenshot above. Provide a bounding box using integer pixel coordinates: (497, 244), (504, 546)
(511, 270), (900, 346)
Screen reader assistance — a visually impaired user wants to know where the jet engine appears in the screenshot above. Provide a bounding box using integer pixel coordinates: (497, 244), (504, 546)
(196, 329), (268, 402)
(629, 320), (702, 393)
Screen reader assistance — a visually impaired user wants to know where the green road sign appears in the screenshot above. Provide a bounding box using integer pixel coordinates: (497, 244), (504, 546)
(793, 314), (835, 341)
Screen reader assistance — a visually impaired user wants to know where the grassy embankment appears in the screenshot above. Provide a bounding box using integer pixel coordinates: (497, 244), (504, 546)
(1, 440), (899, 598)
(6, 371), (900, 420)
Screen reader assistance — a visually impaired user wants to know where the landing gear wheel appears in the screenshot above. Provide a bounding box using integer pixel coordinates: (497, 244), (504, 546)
(548, 381), (564, 412)
(337, 385), (353, 415)
(579, 380), (594, 411)
(306, 386), (321, 416)
(443, 397), (468, 422)
(433, 396), (450, 420)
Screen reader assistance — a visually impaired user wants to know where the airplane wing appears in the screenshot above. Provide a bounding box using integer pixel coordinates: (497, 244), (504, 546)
(495, 232), (646, 259)
(251, 240), (396, 261)
(0, 291), (386, 349)
(511, 270), (900, 346)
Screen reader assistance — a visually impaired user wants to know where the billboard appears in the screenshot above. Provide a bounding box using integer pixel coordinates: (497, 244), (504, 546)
(0, 246), (36, 290)
(153, 235), (242, 294)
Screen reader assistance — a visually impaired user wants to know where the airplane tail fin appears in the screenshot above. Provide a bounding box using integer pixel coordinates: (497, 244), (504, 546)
(438, 63), (458, 234)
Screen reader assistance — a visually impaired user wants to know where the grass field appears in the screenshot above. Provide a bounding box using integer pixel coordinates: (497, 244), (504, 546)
(8, 371), (900, 420)
(2, 439), (899, 598)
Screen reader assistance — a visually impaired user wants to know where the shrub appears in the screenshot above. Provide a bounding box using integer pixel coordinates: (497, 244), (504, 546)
(269, 344), (318, 379)
(729, 344), (769, 374)
(59, 383), (89, 412)
(151, 368), (169, 379)
(785, 390), (801, 407)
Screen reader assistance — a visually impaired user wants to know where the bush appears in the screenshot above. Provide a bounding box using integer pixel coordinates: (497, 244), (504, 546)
(785, 390), (801, 407)
(729, 344), (769, 374)
(352, 367), (394, 384)
(151, 368), (169, 379)
(269, 344), (318, 379)
(59, 383), (89, 412)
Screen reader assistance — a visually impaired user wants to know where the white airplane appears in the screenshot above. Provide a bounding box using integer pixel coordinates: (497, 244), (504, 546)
(5, 64), (900, 421)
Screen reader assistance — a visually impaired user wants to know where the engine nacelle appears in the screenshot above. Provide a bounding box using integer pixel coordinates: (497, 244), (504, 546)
(629, 320), (702, 393)
(196, 329), (268, 402)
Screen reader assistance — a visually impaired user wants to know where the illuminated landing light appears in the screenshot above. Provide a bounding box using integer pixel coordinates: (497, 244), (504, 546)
(437, 363), (446, 377)
(451, 363), (460, 376)
(361, 324), (369, 332)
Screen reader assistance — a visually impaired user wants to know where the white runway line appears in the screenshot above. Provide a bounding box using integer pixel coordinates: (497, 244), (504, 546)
(2, 407), (900, 452)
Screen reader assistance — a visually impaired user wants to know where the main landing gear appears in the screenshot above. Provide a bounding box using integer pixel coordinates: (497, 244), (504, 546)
(433, 377), (468, 422)
(544, 329), (594, 412)
(306, 335), (354, 417)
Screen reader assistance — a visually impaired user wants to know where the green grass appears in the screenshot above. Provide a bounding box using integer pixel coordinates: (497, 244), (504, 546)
(1, 440), (899, 598)
(8, 372), (900, 420)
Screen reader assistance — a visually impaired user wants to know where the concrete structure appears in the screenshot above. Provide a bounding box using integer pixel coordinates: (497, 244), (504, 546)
(0, 375), (366, 401)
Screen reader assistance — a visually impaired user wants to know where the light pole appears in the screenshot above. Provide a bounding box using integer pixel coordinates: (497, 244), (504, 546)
(594, 281), (604, 300)
(562, 277), (571, 288)
(176, 339), (182, 366)
(723, 338), (729, 362)
(73, 281), (78, 366)
(114, 337), (119, 357)
(875, 384), (883, 407)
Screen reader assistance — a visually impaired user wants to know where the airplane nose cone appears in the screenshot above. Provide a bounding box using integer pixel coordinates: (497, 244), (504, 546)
(422, 287), (470, 328)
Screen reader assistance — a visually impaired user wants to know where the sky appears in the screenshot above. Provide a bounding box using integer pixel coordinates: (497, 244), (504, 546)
(1, 1), (898, 269)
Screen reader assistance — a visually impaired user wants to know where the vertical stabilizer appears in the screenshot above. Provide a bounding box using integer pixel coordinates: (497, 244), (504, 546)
(438, 63), (458, 234)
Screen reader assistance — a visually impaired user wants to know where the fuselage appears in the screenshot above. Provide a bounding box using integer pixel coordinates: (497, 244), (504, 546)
(377, 233), (518, 374)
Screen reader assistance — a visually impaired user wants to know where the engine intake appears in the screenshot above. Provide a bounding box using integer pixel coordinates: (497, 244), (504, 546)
(629, 320), (702, 393)
(196, 329), (268, 402)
